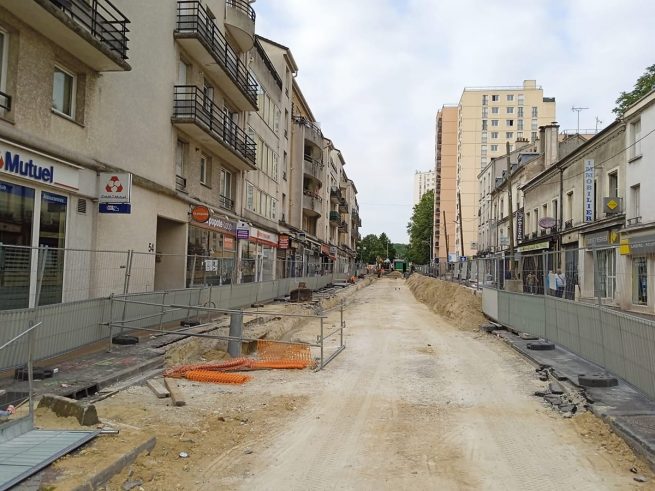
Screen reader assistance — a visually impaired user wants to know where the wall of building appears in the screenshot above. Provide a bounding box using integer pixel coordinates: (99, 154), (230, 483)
(435, 106), (457, 261)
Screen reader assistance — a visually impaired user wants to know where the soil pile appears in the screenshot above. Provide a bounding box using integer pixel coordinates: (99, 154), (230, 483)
(406, 274), (486, 330)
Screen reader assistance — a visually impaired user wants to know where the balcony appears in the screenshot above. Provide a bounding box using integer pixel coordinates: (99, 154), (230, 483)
(225, 0), (255, 52)
(627, 216), (642, 227)
(564, 219), (573, 230)
(294, 116), (323, 148)
(2, 0), (130, 71)
(175, 1), (257, 111)
(175, 175), (187, 192)
(219, 194), (234, 211)
(330, 186), (342, 204)
(172, 85), (256, 172)
(329, 211), (340, 224)
(338, 220), (348, 232)
(338, 198), (348, 214)
(302, 192), (322, 217)
(303, 155), (323, 184)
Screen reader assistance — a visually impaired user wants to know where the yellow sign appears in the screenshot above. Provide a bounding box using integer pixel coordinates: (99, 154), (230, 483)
(609, 230), (619, 244)
(607, 199), (619, 210)
(619, 237), (631, 255)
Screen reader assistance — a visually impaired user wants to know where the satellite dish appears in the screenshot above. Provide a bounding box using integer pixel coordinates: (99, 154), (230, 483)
(538, 217), (557, 229)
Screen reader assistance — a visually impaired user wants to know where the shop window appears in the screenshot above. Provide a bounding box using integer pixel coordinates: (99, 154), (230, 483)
(633, 256), (648, 305)
(52, 66), (76, 118)
(596, 249), (616, 299)
(38, 191), (67, 306)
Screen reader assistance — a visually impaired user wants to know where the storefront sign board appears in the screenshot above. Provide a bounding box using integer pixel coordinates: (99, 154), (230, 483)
(98, 172), (132, 203)
(0, 144), (80, 190)
(584, 159), (594, 222)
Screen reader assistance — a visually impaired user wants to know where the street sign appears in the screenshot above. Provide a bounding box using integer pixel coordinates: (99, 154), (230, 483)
(190, 205), (210, 223)
(99, 203), (131, 214)
(236, 220), (250, 240)
(98, 172), (132, 203)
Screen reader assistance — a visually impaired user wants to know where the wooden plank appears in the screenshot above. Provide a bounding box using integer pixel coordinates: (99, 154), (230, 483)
(164, 378), (186, 407)
(146, 379), (170, 399)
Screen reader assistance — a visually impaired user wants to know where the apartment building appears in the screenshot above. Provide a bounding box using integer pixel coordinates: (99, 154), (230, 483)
(413, 169), (435, 205)
(0, 0), (361, 310)
(434, 105), (457, 262)
(455, 80), (556, 257)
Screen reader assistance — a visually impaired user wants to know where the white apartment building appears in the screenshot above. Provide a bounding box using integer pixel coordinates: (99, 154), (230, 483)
(413, 169), (435, 205)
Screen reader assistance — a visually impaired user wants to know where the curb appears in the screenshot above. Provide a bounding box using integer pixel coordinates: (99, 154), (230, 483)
(71, 435), (156, 491)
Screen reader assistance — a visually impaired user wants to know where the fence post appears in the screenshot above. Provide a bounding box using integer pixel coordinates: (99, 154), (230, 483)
(108, 293), (114, 353)
(592, 249), (607, 367)
(159, 291), (167, 332)
(34, 245), (49, 307)
(340, 300), (345, 348)
(228, 311), (243, 357)
(120, 249), (134, 335)
(27, 324), (35, 425)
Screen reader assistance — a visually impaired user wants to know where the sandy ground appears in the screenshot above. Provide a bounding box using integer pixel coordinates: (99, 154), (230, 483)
(40, 276), (655, 490)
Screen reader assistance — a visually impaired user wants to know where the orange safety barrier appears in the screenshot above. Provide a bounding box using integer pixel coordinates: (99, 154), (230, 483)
(256, 340), (313, 362)
(249, 360), (312, 370)
(184, 370), (251, 384)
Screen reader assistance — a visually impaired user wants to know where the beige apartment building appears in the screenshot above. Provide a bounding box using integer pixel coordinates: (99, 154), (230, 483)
(434, 105), (457, 262)
(455, 80), (556, 257)
(0, 0), (360, 310)
(413, 169), (435, 205)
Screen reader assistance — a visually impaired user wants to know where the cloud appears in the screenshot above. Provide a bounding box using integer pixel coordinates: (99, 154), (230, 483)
(256, 0), (655, 244)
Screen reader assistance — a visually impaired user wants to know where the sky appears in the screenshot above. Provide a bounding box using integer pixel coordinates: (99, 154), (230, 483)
(255, 0), (655, 244)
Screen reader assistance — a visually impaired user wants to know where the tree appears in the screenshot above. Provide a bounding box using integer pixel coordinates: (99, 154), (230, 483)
(378, 233), (396, 261)
(406, 190), (434, 264)
(359, 234), (383, 264)
(393, 243), (409, 259)
(613, 64), (655, 115)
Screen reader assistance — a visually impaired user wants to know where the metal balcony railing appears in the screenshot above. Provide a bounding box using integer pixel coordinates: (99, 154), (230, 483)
(49, 0), (130, 60)
(329, 211), (340, 223)
(219, 194), (234, 211)
(226, 0), (255, 21)
(330, 186), (342, 202)
(173, 85), (256, 167)
(627, 216), (642, 226)
(303, 155), (323, 181)
(0, 90), (11, 111)
(175, 1), (257, 107)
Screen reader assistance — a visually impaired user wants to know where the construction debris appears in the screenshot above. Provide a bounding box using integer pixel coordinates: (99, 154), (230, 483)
(146, 379), (169, 399)
(164, 378), (186, 407)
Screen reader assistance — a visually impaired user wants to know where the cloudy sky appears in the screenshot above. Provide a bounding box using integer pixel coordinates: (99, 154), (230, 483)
(256, 0), (655, 244)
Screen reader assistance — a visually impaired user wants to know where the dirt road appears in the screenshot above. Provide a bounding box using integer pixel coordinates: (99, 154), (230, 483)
(201, 278), (649, 490)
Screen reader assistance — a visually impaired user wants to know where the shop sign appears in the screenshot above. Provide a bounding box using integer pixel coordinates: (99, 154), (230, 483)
(321, 244), (330, 255)
(628, 233), (655, 255)
(278, 234), (289, 249)
(206, 216), (236, 233)
(603, 197), (623, 214)
(99, 202), (131, 214)
(585, 229), (619, 249)
(330, 246), (337, 255)
(584, 159), (594, 222)
(0, 146), (79, 190)
(517, 241), (550, 252)
(98, 172), (132, 203)
(236, 220), (250, 240)
(224, 236), (235, 250)
(516, 208), (524, 241)
(190, 205), (210, 223)
(253, 228), (278, 247)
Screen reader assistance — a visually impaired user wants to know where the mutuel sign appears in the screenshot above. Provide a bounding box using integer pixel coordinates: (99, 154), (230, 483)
(0, 151), (54, 183)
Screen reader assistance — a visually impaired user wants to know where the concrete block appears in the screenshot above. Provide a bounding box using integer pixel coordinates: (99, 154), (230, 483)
(37, 394), (99, 426)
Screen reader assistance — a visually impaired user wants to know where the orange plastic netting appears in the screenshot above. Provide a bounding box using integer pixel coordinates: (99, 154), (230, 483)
(164, 341), (315, 384)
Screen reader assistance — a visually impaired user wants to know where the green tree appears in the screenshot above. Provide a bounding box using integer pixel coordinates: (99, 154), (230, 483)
(378, 233), (396, 261)
(613, 64), (655, 115)
(359, 234), (384, 264)
(406, 190), (434, 264)
(393, 243), (409, 259)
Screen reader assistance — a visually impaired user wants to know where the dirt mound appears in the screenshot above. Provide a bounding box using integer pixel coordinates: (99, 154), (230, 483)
(387, 271), (403, 279)
(407, 275), (486, 330)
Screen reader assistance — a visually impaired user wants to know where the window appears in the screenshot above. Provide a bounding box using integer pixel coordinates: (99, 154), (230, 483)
(630, 119), (642, 159)
(482, 95), (488, 105)
(518, 94), (524, 105)
(481, 145), (487, 156)
(52, 66), (76, 118)
(542, 204), (548, 223)
(202, 78), (214, 112)
(246, 182), (254, 211)
(500, 199), (504, 219)
(507, 95), (514, 101)
(531, 106), (538, 117)
(491, 120), (499, 127)
(534, 208), (539, 231)
(517, 106), (524, 117)
(631, 184), (640, 218)
(566, 191), (573, 221)
(517, 119), (524, 130)
(517, 131), (523, 139)
(507, 107), (514, 114)
(531, 119), (538, 130)
(199, 153), (211, 186)
(531, 131), (537, 142)
(0, 30), (8, 96)
(491, 95), (499, 102)
(491, 144), (498, 151)
(597, 249), (616, 299)
(482, 107), (488, 118)
(506, 119), (514, 127)
(506, 132), (513, 139)
(552, 199), (558, 223)
(633, 257), (648, 305)
(492, 107), (499, 114)
(175, 140), (187, 177)
(220, 168), (232, 199)
(491, 131), (499, 139)
(482, 120), (488, 130)
(608, 171), (618, 198)
(481, 131), (487, 143)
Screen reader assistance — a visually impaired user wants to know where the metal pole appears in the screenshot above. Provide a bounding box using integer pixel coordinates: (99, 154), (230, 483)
(320, 317), (324, 369)
(120, 249), (134, 335)
(228, 311), (243, 357)
(506, 142), (515, 277)
(27, 325), (35, 425)
(108, 293), (114, 352)
(592, 249), (607, 366)
(159, 291), (167, 332)
(34, 245), (48, 307)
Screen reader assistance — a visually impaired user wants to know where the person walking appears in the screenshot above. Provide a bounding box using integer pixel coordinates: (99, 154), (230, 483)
(555, 269), (566, 298)
(526, 272), (536, 294)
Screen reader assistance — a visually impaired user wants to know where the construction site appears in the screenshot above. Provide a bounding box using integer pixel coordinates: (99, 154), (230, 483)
(2, 272), (655, 490)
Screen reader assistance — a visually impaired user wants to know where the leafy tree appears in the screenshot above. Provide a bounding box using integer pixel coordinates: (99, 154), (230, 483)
(393, 243), (409, 259)
(406, 190), (434, 264)
(613, 64), (655, 115)
(378, 233), (396, 261)
(359, 234), (383, 264)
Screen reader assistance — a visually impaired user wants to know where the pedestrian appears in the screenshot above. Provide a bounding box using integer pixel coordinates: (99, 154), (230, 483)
(555, 269), (566, 298)
(526, 272), (536, 294)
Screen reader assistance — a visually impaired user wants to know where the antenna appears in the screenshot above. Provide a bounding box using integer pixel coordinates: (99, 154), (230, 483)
(595, 116), (603, 133)
(571, 106), (589, 135)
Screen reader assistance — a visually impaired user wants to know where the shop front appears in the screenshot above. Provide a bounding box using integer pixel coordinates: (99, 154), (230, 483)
(583, 229), (619, 302)
(187, 213), (237, 287)
(0, 142), (86, 309)
(516, 240), (551, 295)
(239, 227), (278, 282)
(619, 230), (655, 310)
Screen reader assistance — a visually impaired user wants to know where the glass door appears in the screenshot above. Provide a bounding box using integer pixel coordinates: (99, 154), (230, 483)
(37, 191), (67, 305)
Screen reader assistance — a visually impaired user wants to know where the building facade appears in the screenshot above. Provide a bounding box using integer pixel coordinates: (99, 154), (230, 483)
(433, 105), (457, 262)
(455, 80), (556, 257)
(413, 169), (435, 205)
(0, 0), (361, 310)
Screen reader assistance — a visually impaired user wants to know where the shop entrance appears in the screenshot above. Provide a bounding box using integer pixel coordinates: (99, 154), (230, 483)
(154, 216), (187, 291)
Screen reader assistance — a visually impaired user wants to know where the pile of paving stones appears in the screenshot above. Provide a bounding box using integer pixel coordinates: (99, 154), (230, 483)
(533, 365), (583, 418)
